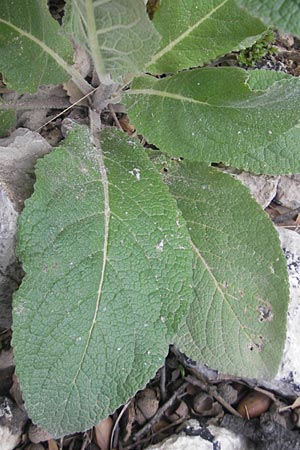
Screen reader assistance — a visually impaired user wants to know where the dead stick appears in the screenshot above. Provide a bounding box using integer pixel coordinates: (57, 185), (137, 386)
(108, 103), (123, 130)
(160, 365), (167, 402)
(110, 400), (131, 450)
(133, 381), (189, 441)
(123, 417), (187, 450)
(0, 98), (71, 111)
(185, 375), (242, 418)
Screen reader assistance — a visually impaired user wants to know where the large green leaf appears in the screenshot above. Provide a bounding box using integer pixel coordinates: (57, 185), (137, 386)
(146, 0), (266, 73)
(236, 0), (300, 36)
(13, 127), (193, 436)
(0, 0), (87, 93)
(154, 157), (288, 377)
(125, 67), (300, 174)
(63, 0), (161, 84)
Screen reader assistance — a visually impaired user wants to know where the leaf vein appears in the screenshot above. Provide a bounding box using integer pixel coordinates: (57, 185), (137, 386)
(146, 0), (229, 67)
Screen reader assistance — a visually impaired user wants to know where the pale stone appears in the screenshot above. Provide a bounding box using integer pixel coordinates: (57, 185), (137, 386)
(146, 420), (254, 450)
(277, 228), (300, 384)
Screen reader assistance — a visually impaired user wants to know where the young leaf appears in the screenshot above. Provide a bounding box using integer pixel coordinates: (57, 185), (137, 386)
(246, 68), (291, 91)
(155, 157), (288, 378)
(125, 67), (300, 174)
(236, 0), (300, 36)
(13, 127), (193, 437)
(0, 0), (88, 93)
(146, 0), (266, 73)
(0, 109), (15, 137)
(63, 0), (161, 84)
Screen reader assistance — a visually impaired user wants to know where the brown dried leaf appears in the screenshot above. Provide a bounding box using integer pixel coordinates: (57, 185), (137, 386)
(25, 444), (45, 450)
(94, 416), (113, 450)
(48, 439), (59, 450)
(193, 393), (214, 415)
(9, 374), (24, 408)
(72, 43), (92, 79)
(135, 388), (160, 425)
(166, 400), (189, 422)
(28, 424), (52, 444)
(63, 80), (89, 106)
(217, 383), (239, 405)
(0, 349), (13, 370)
(147, 0), (160, 19)
(118, 116), (135, 135)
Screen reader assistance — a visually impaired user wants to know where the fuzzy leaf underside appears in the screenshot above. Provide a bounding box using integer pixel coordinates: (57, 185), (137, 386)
(236, 0), (300, 36)
(0, 0), (75, 93)
(154, 157), (288, 378)
(125, 67), (300, 174)
(13, 127), (193, 437)
(63, 0), (161, 84)
(147, 0), (266, 73)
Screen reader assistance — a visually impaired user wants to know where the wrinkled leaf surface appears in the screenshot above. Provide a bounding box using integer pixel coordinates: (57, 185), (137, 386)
(13, 127), (193, 436)
(125, 67), (300, 174)
(147, 0), (266, 73)
(0, 0), (78, 93)
(236, 0), (300, 36)
(154, 157), (288, 377)
(246, 68), (291, 91)
(63, 0), (160, 83)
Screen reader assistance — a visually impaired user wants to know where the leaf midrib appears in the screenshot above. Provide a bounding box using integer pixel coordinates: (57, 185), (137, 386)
(85, 0), (106, 80)
(145, 0), (229, 68)
(128, 88), (210, 106)
(70, 116), (110, 387)
(128, 86), (300, 113)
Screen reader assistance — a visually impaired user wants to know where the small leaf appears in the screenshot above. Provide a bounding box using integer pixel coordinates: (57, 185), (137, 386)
(236, 0), (300, 36)
(13, 127), (193, 436)
(146, 0), (266, 73)
(246, 68), (291, 91)
(125, 67), (300, 174)
(0, 108), (15, 137)
(155, 157), (288, 377)
(0, 0), (86, 93)
(63, 0), (161, 84)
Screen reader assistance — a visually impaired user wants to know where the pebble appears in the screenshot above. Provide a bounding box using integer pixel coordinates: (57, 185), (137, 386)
(0, 396), (27, 450)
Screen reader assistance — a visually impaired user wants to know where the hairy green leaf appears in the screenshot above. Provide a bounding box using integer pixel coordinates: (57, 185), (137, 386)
(155, 157), (288, 377)
(63, 0), (161, 84)
(246, 68), (290, 91)
(0, 0), (88, 93)
(13, 127), (193, 436)
(146, 0), (266, 73)
(236, 0), (300, 36)
(0, 109), (15, 137)
(125, 67), (300, 174)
